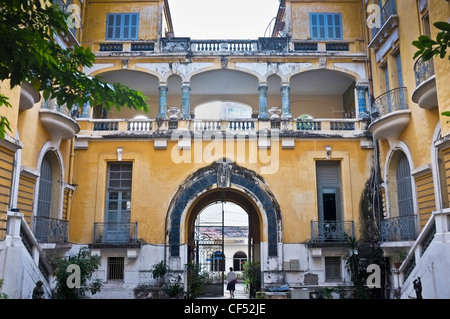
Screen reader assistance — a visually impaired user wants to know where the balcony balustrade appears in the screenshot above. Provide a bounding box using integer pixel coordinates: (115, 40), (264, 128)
(310, 220), (355, 243)
(40, 99), (80, 142)
(34, 216), (69, 243)
(380, 215), (418, 242)
(412, 56), (438, 109)
(369, 87), (410, 140)
(368, 0), (399, 50)
(94, 37), (364, 56)
(93, 222), (138, 245)
(77, 117), (366, 138)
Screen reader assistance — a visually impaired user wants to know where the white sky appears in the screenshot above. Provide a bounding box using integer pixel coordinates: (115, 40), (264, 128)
(198, 202), (248, 226)
(168, 0), (281, 39)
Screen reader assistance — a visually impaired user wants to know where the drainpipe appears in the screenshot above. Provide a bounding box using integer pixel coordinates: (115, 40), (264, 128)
(66, 137), (76, 223)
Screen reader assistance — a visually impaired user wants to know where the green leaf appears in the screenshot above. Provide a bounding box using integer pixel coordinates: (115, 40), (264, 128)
(434, 22), (450, 32)
(440, 44), (448, 59)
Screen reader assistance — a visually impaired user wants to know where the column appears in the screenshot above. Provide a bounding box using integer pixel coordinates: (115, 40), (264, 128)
(356, 85), (369, 119)
(281, 84), (292, 119)
(181, 83), (191, 120)
(258, 84), (269, 120)
(157, 84), (168, 119)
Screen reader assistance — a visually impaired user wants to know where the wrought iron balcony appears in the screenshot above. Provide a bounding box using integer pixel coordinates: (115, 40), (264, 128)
(34, 216), (69, 243)
(369, 87), (410, 140)
(380, 215), (418, 242)
(369, 0), (399, 50)
(40, 99), (80, 141)
(93, 222), (138, 244)
(412, 56), (438, 109)
(310, 220), (355, 243)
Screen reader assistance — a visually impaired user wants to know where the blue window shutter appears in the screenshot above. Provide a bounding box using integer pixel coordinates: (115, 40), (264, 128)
(105, 13), (139, 40)
(327, 14), (334, 38)
(318, 14), (326, 38)
(123, 14), (130, 39)
(310, 13), (318, 39)
(131, 13), (138, 39)
(115, 14), (121, 39)
(396, 53), (404, 87)
(310, 13), (343, 40)
(333, 14), (342, 39)
(106, 14), (114, 39)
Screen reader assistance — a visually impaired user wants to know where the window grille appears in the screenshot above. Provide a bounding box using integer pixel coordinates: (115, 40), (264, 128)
(325, 256), (341, 280)
(108, 257), (124, 281)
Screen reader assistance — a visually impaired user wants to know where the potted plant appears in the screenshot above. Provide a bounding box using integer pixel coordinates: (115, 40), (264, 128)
(392, 250), (407, 269)
(163, 282), (184, 299)
(185, 263), (207, 299)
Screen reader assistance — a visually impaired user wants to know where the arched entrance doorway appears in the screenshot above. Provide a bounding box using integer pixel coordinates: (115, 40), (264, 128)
(165, 160), (282, 296)
(187, 190), (258, 296)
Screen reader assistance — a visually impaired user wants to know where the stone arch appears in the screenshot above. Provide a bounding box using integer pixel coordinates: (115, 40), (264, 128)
(384, 144), (418, 219)
(33, 143), (65, 223)
(166, 160), (282, 258)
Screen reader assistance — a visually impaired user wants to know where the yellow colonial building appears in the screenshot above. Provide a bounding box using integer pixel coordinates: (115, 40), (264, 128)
(0, 0), (448, 299)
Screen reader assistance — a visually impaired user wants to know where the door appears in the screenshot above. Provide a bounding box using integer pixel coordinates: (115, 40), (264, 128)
(193, 202), (225, 296)
(316, 161), (343, 241)
(36, 155), (53, 241)
(105, 163), (132, 243)
(396, 153), (415, 240)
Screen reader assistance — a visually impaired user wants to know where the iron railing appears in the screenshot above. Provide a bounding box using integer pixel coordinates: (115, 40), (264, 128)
(380, 215), (417, 242)
(42, 98), (77, 118)
(371, 87), (408, 118)
(34, 216), (69, 243)
(414, 56), (435, 87)
(93, 222), (138, 244)
(371, 0), (397, 40)
(310, 221), (355, 243)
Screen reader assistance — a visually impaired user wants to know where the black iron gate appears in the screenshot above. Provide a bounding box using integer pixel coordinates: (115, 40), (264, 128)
(193, 202), (225, 296)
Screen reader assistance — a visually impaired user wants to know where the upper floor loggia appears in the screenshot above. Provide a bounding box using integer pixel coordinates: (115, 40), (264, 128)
(74, 66), (372, 146)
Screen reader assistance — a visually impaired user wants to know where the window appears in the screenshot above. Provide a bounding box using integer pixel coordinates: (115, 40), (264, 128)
(316, 161), (342, 224)
(233, 252), (247, 271)
(396, 152), (414, 218)
(108, 257), (124, 281)
(36, 152), (61, 242)
(310, 13), (343, 40)
(105, 162), (132, 243)
(380, 62), (390, 93)
(210, 251), (225, 272)
(325, 257), (341, 281)
(106, 13), (139, 40)
(393, 50), (404, 88)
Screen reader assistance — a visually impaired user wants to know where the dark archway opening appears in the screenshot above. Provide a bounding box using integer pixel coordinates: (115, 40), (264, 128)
(186, 189), (261, 297)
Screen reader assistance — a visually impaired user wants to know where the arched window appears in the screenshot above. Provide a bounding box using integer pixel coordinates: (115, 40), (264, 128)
(387, 151), (416, 241)
(35, 151), (61, 242)
(233, 251), (247, 271)
(396, 152), (414, 218)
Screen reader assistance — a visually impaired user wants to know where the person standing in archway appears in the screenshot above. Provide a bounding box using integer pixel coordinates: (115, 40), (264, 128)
(226, 267), (237, 298)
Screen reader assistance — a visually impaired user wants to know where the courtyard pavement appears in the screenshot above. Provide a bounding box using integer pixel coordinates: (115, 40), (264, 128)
(198, 281), (249, 299)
